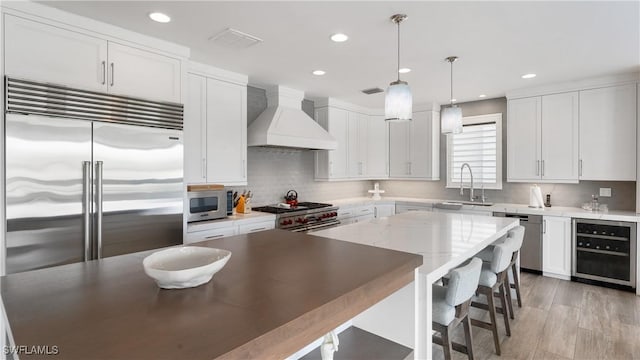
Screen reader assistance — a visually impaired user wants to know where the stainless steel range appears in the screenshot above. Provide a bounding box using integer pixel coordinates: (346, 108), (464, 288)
(252, 202), (339, 232)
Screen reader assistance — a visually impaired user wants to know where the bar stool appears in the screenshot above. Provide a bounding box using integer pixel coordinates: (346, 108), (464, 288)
(470, 235), (519, 355)
(432, 257), (483, 360)
(476, 226), (525, 319)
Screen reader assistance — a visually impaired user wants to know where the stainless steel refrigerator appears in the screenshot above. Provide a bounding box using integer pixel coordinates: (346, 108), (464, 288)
(5, 78), (184, 274)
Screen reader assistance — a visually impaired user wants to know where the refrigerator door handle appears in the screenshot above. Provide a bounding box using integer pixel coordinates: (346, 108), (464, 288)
(95, 161), (104, 259)
(83, 161), (92, 261)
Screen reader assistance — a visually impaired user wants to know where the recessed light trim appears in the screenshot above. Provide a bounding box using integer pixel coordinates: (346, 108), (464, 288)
(312, 70), (326, 76)
(398, 68), (411, 74)
(521, 73), (537, 79)
(149, 12), (171, 23)
(330, 33), (349, 42)
(451, 98), (457, 102)
(479, 94), (487, 98)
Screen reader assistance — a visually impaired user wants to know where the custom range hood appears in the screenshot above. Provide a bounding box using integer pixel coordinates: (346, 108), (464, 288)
(247, 86), (337, 150)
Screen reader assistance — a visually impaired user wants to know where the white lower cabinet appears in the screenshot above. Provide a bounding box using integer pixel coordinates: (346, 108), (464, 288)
(395, 203), (433, 214)
(374, 204), (396, 218)
(542, 216), (572, 279)
(337, 205), (374, 225)
(236, 220), (275, 234)
(185, 225), (236, 244)
(185, 216), (276, 244)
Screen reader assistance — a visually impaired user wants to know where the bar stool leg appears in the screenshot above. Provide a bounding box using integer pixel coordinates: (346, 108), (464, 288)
(505, 278), (515, 320)
(511, 262), (522, 307)
(441, 325), (453, 360)
(462, 314), (475, 360)
(498, 283), (511, 336)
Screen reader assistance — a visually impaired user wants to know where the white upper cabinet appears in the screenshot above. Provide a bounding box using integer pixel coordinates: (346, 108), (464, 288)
(184, 73), (207, 184)
(3, 14), (183, 103)
(205, 78), (247, 185)
(4, 15), (108, 92)
(507, 97), (541, 181)
(389, 109), (440, 180)
(107, 42), (181, 103)
(579, 84), (637, 181)
(347, 111), (369, 178)
(541, 92), (579, 182)
(507, 92), (578, 183)
(184, 63), (248, 186)
(315, 107), (349, 180)
(366, 115), (389, 178)
(389, 121), (411, 177)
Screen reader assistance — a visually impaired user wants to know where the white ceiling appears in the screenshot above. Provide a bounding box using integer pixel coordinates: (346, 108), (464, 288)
(40, 1), (639, 108)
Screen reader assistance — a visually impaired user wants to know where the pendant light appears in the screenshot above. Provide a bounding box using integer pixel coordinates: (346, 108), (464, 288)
(385, 14), (412, 121)
(441, 56), (463, 134)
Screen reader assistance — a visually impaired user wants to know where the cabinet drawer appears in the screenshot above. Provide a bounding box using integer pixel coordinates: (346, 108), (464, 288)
(185, 227), (235, 244)
(396, 204), (432, 214)
(237, 220), (275, 234)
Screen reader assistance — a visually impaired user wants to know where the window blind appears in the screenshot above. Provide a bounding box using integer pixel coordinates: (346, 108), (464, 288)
(450, 122), (497, 186)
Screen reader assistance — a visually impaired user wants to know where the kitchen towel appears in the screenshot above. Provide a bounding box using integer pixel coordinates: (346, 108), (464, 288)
(529, 185), (545, 208)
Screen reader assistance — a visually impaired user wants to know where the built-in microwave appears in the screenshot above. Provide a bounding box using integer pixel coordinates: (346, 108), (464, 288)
(186, 184), (228, 223)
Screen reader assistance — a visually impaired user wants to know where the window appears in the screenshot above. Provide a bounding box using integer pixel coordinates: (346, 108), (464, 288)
(446, 113), (502, 190)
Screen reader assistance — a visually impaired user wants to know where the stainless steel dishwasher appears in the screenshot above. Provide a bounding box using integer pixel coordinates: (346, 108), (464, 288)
(493, 212), (543, 273)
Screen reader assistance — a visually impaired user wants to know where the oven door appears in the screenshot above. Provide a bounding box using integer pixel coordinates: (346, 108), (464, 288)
(187, 191), (227, 222)
(302, 220), (341, 234)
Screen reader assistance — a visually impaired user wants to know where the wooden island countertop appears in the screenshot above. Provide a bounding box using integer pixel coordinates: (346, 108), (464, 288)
(0, 229), (422, 359)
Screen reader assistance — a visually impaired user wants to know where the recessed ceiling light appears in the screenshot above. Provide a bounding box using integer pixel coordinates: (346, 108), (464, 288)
(521, 73), (537, 79)
(479, 94), (487, 98)
(451, 98), (457, 102)
(149, 12), (171, 23)
(330, 33), (349, 42)
(312, 70), (326, 76)
(398, 68), (411, 74)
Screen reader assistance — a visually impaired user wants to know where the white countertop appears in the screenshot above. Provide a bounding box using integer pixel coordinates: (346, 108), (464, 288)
(325, 196), (640, 222)
(313, 211), (519, 279)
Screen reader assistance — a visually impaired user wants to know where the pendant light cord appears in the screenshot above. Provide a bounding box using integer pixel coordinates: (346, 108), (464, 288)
(450, 60), (453, 105)
(397, 20), (401, 81)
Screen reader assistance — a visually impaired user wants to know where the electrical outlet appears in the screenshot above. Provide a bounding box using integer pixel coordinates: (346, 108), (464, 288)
(599, 188), (612, 197)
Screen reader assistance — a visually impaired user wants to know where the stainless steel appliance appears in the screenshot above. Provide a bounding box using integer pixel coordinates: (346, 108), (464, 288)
(493, 212), (543, 272)
(573, 218), (636, 288)
(5, 77), (183, 274)
(186, 184), (228, 223)
(253, 202), (339, 232)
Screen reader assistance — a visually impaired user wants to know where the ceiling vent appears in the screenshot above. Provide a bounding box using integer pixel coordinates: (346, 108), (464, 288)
(209, 28), (263, 48)
(361, 87), (384, 95)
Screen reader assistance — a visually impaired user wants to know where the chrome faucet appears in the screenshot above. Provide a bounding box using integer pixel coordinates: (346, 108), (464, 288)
(460, 163), (474, 202)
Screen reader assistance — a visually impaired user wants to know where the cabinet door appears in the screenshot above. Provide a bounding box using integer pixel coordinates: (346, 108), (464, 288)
(205, 78), (247, 184)
(542, 216), (572, 278)
(580, 84), (637, 180)
(4, 15), (108, 92)
(541, 92), (579, 182)
(236, 220), (275, 234)
(410, 111), (435, 178)
(327, 108), (349, 179)
(107, 42), (181, 103)
(184, 226), (236, 244)
(348, 112), (368, 177)
(507, 97), (541, 181)
(184, 74), (207, 184)
(389, 122), (411, 177)
(367, 115), (389, 178)
(374, 204), (396, 218)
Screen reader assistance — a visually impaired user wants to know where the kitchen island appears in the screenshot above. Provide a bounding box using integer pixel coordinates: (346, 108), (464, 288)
(313, 211), (519, 359)
(0, 230), (422, 359)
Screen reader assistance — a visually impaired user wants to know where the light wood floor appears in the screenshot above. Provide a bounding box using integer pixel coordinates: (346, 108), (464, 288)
(432, 273), (640, 360)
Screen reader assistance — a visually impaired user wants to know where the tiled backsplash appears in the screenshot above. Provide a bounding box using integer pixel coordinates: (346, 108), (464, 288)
(231, 147), (369, 206)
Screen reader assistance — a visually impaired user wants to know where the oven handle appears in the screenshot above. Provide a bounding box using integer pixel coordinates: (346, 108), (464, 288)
(305, 221), (341, 232)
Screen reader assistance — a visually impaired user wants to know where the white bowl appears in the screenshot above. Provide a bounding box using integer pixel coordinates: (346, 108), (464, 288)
(143, 247), (231, 289)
